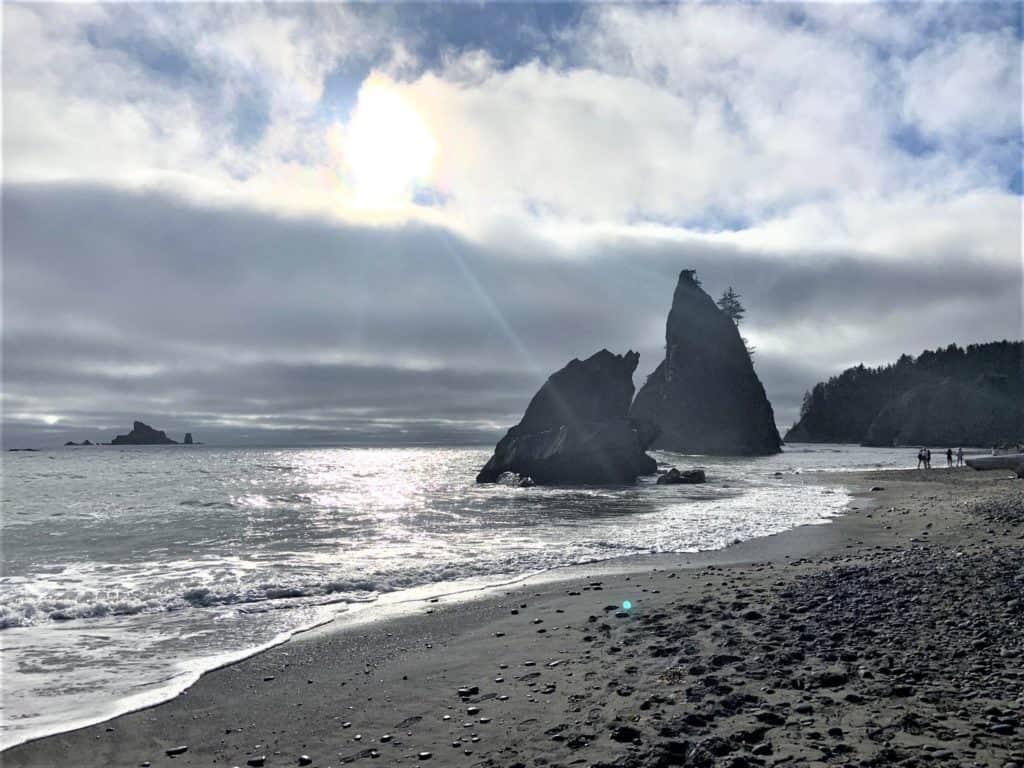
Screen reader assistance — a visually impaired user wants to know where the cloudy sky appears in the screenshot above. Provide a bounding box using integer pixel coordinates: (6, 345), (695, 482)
(3, 2), (1021, 447)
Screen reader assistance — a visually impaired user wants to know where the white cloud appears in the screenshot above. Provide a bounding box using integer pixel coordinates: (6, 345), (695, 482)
(902, 29), (1021, 140)
(6, 4), (1018, 229)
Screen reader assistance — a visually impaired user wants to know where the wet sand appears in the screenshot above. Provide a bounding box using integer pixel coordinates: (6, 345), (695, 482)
(4, 468), (1022, 768)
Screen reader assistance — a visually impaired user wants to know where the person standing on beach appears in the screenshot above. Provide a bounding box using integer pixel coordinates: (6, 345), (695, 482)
(917, 448), (925, 469)
(946, 447), (953, 467)
(925, 448), (932, 469)
(957, 447), (964, 466)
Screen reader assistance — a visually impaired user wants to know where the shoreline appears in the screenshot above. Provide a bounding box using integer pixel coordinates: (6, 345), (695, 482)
(0, 471), (852, 753)
(4, 467), (1022, 767)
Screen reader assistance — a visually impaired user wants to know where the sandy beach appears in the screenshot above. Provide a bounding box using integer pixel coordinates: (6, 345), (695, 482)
(4, 467), (1022, 768)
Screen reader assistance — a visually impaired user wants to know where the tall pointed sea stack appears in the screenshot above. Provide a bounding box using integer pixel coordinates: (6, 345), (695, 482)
(630, 270), (782, 455)
(477, 349), (658, 484)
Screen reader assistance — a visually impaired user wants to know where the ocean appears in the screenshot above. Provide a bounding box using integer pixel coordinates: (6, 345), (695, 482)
(0, 443), (912, 749)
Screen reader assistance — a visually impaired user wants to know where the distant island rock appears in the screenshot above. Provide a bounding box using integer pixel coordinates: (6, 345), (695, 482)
(64, 440), (94, 446)
(785, 341), (1023, 447)
(630, 270), (782, 455)
(476, 349), (658, 485)
(111, 421), (178, 445)
(183, 433), (194, 445)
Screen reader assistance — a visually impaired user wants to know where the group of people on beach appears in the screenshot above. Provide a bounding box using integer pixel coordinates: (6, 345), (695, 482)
(917, 447), (964, 469)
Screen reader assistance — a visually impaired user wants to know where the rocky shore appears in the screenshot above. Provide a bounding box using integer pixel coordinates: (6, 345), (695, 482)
(4, 469), (1021, 768)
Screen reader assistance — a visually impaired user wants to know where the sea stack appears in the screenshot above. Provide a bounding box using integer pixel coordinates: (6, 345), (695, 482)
(183, 433), (194, 445)
(630, 269), (781, 455)
(111, 421), (177, 445)
(477, 349), (658, 484)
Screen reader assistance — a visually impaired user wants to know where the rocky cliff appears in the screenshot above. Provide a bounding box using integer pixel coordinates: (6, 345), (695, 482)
(864, 379), (1024, 447)
(476, 349), (658, 484)
(786, 341), (1023, 447)
(630, 270), (781, 455)
(111, 421), (178, 445)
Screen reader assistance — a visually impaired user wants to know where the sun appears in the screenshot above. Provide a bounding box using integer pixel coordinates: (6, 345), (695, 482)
(338, 75), (438, 210)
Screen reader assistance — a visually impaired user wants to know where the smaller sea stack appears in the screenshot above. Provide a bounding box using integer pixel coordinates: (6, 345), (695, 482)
(477, 349), (658, 485)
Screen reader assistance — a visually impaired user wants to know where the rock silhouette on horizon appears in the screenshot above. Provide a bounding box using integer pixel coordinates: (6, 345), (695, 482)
(630, 270), (782, 455)
(476, 349), (658, 485)
(111, 421), (177, 445)
(183, 433), (194, 445)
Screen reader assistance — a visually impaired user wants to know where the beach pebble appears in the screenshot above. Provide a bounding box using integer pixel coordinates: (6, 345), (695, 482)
(755, 711), (786, 726)
(611, 725), (641, 743)
(298, 757), (313, 767)
(418, 751), (432, 760)
(165, 746), (189, 757)
(247, 757), (266, 767)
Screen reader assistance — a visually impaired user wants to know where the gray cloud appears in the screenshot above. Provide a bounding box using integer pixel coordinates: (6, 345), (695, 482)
(3, 183), (1021, 446)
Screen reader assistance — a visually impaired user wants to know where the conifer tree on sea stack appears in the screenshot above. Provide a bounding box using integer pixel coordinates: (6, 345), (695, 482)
(717, 287), (745, 325)
(717, 287), (754, 356)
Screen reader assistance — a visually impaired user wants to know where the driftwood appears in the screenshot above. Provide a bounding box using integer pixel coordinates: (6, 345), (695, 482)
(965, 454), (1024, 471)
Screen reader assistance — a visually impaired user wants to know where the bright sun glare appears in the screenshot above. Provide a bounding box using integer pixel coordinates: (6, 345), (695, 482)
(340, 76), (438, 209)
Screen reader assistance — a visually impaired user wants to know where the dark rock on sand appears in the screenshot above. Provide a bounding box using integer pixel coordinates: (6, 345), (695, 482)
(630, 270), (781, 455)
(611, 724), (642, 743)
(656, 468), (706, 485)
(477, 349), (658, 484)
(111, 421), (177, 445)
